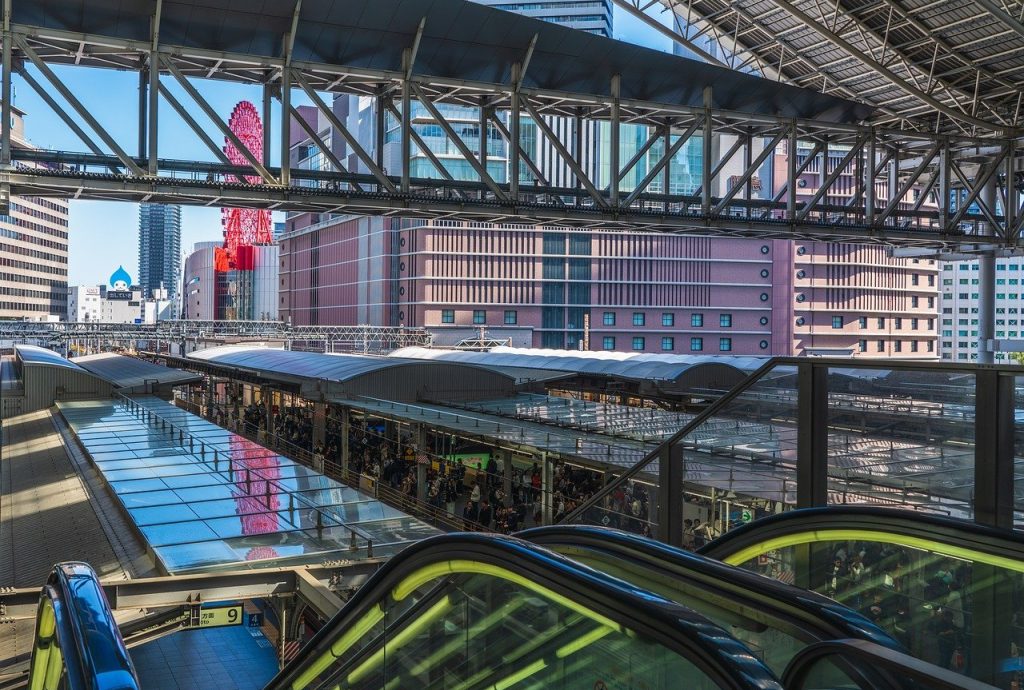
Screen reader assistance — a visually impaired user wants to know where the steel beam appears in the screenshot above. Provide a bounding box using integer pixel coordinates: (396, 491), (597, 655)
(158, 84), (233, 167)
(523, 96), (608, 209)
(288, 101), (363, 191)
(712, 129), (787, 215)
(623, 117), (703, 207)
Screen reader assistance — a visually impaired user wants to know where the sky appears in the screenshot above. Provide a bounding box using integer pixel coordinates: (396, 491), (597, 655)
(16, 5), (673, 286)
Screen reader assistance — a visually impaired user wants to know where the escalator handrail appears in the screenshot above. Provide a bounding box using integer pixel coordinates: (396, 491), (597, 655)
(29, 562), (140, 690)
(781, 638), (998, 690)
(266, 532), (784, 690)
(697, 506), (1024, 570)
(518, 524), (903, 650)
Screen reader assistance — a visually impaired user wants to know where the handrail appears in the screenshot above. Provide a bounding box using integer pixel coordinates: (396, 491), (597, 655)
(265, 532), (784, 690)
(518, 525), (902, 651)
(781, 639), (997, 690)
(28, 562), (140, 690)
(696, 506), (1024, 571)
(560, 357), (785, 525)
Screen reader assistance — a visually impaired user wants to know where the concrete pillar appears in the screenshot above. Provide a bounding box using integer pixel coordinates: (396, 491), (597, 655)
(541, 452), (552, 525)
(312, 402), (326, 448)
(978, 177), (998, 364)
(263, 385), (273, 432)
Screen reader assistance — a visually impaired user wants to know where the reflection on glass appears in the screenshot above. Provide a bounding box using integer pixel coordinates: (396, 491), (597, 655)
(229, 434), (283, 562)
(731, 534), (1024, 689)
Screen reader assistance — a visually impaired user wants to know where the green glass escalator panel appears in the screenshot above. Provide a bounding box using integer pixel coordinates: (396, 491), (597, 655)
(292, 560), (725, 690)
(721, 529), (1024, 690)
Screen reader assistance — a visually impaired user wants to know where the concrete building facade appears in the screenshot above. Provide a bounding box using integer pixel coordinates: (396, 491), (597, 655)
(938, 260), (1024, 363)
(0, 104), (69, 321)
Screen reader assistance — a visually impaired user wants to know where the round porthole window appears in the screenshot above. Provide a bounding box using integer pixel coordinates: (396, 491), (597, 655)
(760, 269), (770, 278)
(759, 340), (769, 350)
(760, 245), (770, 255)
(759, 316), (769, 326)
(796, 293), (806, 302)
(760, 293), (770, 302)
(400, 237), (407, 247)
(399, 286), (406, 296)
(796, 270), (806, 279)
(796, 317), (806, 326)
(399, 262), (407, 271)
(797, 179), (807, 188)
(398, 311), (405, 321)
(797, 246), (807, 255)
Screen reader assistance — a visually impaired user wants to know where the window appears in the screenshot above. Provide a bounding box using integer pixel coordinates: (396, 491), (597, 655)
(719, 337), (733, 352)
(858, 317), (867, 328)
(441, 309), (455, 323)
(878, 318), (885, 328)
(943, 279), (953, 285)
(894, 341), (902, 352)
(912, 274), (919, 286)
(602, 336), (615, 350)
(877, 340), (884, 351)
(662, 313), (674, 327)
(859, 339), (867, 352)
(633, 312), (645, 326)
(911, 296), (919, 308)
(894, 318), (903, 329)
(661, 337), (674, 351)
(911, 341), (919, 353)
(832, 316), (843, 329)
(690, 337), (703, 352)
(942, 330), (952, 337)
(720, 313), (733, 328)
(504, 310), (517, 325)
(691, 313), (704, 327)
(632, 336), (645, 351)
(473, 310), (486, 324)
(911, 318), (919, 330)
(603, 311), (615, 326)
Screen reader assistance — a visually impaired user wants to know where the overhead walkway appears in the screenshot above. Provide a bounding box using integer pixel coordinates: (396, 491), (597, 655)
(698, 506), (1024, 689)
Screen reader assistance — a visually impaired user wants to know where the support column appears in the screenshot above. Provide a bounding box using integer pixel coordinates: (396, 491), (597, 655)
(662, 122), (671, 212)
(148, 52), (159, 175)
(340, 407), (350, 475)
(280, 69), (291, 186)
(262, 82), (273, 168)
(138, 68), (148, 159)
(657, 443), (683, 547)
(263, 385), (273, 435)
(400, 72), (411, 193)
(978, 177), (998, 364)
(509, 65), (521, 200)
(2, 28), (13, 167)
(479, 101), (489, 202)
(375, 94), (386, 171)
(502, 451), (513, 507)
(312, 402), (326, 470)
(609, 75), (620, 208)
(796, 363), (828, 508)
(786, 122), (797, 221)
(865, 133), (876, 225)
(702, 88), (713, 216)
(540, 452), (552, 525)
(415, 424), (428, 503)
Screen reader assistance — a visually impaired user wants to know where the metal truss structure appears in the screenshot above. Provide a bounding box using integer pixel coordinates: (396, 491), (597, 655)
(621, 0), (1024, 136)
(0, 321), (433, 353)
(0, 0), (1021, 247)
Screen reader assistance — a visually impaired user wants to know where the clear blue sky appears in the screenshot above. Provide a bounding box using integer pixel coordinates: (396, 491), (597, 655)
(15, 6), (671, 286)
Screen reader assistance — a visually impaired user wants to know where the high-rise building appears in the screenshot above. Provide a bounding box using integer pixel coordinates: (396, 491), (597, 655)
(937, 260), (1024, 363)
(138, 203), (182, 299)
(0, 104), (69, 321)
(472, 0), (612, 36)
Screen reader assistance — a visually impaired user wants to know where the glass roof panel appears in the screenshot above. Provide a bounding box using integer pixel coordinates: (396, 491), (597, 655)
(57, 397), (440, 574)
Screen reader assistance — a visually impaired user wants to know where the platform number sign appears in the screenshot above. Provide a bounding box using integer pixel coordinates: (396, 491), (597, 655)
(189, 604), (244, 629)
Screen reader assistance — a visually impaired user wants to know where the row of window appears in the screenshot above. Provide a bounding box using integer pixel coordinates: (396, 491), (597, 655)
(948, 292), (1024, 300)
(944, 278), (1024, 285)
(441, 309), (519, 325)
(943, 318), (1023, 326)
(833, 316), (935, 330)
(601, 312), (735, 328)
(945, 263), (1024, 271)
(601, 336), (748, 352)
(942, 330), (1021, 338)
(858, 340), (934, 353)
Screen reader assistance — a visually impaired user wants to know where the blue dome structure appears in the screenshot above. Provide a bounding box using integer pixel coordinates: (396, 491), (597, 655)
(109, 266), (132, 289)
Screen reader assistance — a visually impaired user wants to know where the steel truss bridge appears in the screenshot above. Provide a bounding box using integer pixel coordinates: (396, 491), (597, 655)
(0, 0), (1021, 247)
(0, 321), (432, 353)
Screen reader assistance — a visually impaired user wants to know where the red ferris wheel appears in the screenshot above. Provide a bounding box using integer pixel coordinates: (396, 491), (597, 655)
(221, 101), (273, 260)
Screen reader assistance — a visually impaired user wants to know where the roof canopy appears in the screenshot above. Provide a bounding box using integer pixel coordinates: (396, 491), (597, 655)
(389, 346), (759, 393)
(17, 0), (872, 123)
(73, 352), (201, 392)
(188, 345), (516, 402)
(15, 344), (86, 371)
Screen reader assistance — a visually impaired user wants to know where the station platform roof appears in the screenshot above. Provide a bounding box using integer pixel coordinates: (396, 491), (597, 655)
(187, 345), (516, 402)
(73, 352), (202, 393)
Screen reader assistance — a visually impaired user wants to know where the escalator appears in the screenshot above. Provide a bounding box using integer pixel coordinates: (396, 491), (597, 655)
(698, 506), (1024, 690)
(519, 525), (903, 679)
(265, 532), (785, 689)
(26, 562), (140, 690)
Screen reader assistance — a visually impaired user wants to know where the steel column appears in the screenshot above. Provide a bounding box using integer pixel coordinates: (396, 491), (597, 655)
(400, 75), (411, 194)
(609, 74), (620, 208)
(0, 0), (9, 167)
(509, 64), (521, 200)
(657, 442), (684, 547)
(787, 122), (798, 221)
(702, 87), (713, 215)
(865, 133), (876, 225)
(978, 177), (998, 364)
(973, 370), (1014, 528)
(796, 363), (828, 508)
(138, 67), (148, 159)
(262, 82), (273, 168)
(280, 68), (291, 187)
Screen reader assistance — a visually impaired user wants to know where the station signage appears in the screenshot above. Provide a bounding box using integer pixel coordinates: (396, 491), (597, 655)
(188, 603), (244, 629)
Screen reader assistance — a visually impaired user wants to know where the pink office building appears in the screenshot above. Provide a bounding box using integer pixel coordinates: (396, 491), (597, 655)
(279, 215), (938, 357)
